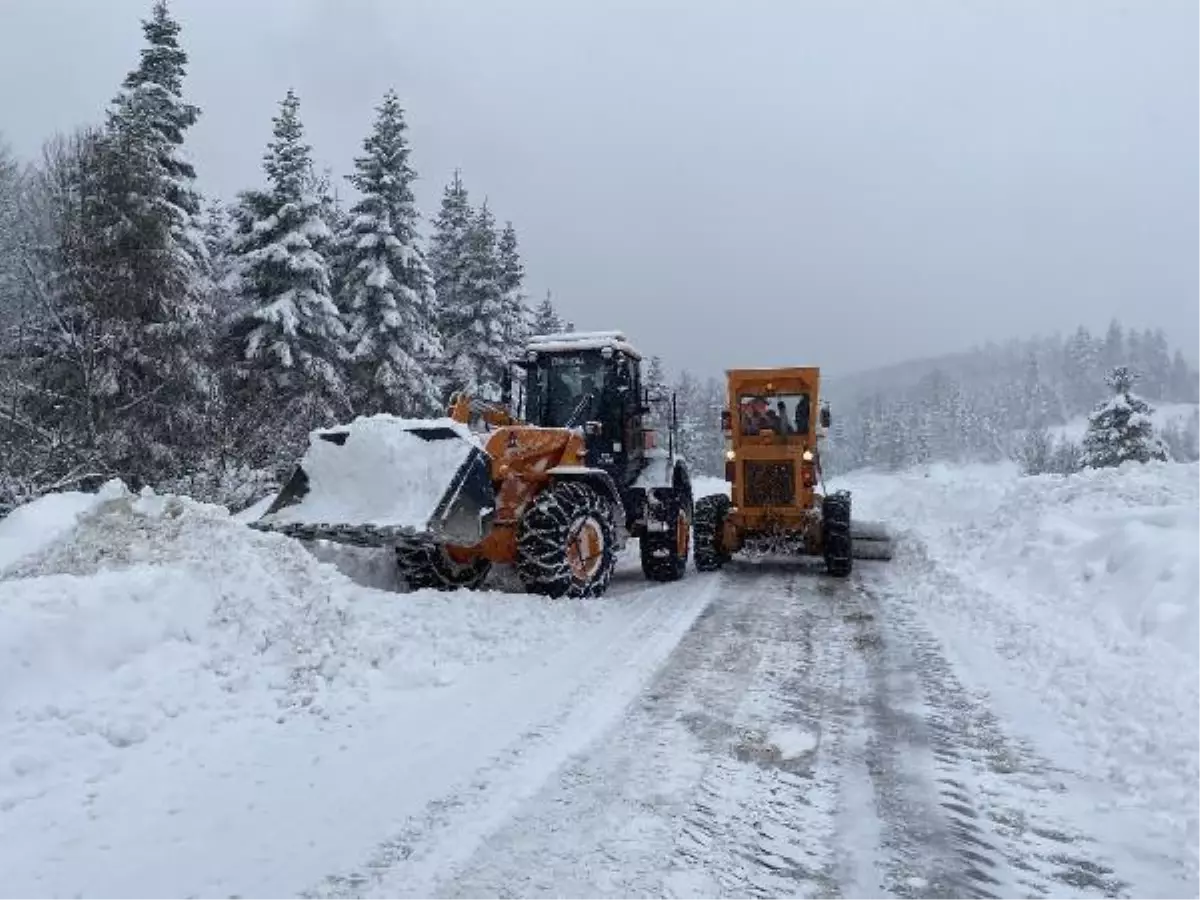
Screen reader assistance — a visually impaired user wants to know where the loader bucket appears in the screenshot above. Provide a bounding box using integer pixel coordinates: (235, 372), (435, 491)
(249, 415), (497, 548)
(851, 519), (895, 561)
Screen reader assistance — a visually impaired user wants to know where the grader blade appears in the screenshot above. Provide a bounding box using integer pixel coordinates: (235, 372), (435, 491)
(249, 415), (497, 548)
(851, 519), (895, 561)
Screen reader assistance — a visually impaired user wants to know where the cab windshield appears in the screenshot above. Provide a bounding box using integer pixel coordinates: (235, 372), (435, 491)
(739, 393), (812, 436)
(526, 353), (607, 427)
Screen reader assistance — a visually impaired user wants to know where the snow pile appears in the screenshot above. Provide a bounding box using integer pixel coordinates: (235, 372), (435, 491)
(258, 414), (480, 529)
(0, 480), (605, 834)
(0, 481), (123, 572)
(842, 460), (1198, 654)
(838, 459), (1199, 878)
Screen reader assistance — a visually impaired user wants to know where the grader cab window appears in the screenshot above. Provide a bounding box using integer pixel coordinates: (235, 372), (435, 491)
(739, 393), (812, 436)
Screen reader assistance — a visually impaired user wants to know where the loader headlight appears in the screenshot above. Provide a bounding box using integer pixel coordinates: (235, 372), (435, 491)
(725, 449), (736, 461)
(802, 450), (814, 462)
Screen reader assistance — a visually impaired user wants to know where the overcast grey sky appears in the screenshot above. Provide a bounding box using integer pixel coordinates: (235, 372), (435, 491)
(1, 0), (1195, 377)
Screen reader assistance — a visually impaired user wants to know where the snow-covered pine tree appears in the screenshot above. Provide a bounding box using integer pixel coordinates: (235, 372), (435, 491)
(1081, 366), (1169, 469)
(223, 88), (348, 462)
(83, 0), (213, 481)
(429, 170), (472, 395)
(438, 197), (507, 399)
(497, 220), (530, 346)
(643, 354), (669, 429)
(201, 198), (242, 319)
(531, 290), (563, 335)
(0, 135), (21, 327)
(336, 88), (442, 417)
(1169, 350), (1199, 403)
(1063, 325), (1101, 411)
(1139, 328), (1172, 400)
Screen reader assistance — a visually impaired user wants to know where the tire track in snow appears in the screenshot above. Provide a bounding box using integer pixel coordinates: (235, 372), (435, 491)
(849, 573), (1130, 899)
(665, 565), (850, 899)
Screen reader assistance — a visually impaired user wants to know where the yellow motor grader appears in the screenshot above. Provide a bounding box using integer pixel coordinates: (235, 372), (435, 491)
(692, 366), (893, 575)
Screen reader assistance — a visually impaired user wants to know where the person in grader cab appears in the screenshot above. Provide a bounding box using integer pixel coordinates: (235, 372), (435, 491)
(743, 396), (782, 434)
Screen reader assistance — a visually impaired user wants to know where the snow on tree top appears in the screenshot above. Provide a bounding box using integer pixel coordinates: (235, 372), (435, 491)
(525, 330), (642, 359)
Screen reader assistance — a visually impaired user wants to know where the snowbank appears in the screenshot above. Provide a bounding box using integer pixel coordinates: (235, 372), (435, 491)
(841, 460), (1198, 654)
(0, 479), (126, 572)
(0, 479), (627, 895)
(839, 459), (1199, 881)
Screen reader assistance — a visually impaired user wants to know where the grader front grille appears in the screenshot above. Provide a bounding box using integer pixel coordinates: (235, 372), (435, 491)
(743, 459), (795, 508)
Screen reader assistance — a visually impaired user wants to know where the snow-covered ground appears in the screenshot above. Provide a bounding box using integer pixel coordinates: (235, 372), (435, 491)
(1, 461), (1196, 897)
(837, 458), (1200, 892)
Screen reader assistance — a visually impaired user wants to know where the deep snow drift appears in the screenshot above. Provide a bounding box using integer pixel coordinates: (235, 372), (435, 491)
(839, 459), (1200, 888)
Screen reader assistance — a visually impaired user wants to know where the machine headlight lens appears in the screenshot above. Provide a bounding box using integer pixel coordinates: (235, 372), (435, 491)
(725, 449), (736, 461)
(802, 449), (814, 462)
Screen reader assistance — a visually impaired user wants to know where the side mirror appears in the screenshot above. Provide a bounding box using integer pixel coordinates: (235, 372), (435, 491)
(720, 409), (731, 432)
(820, 405), (831, 429)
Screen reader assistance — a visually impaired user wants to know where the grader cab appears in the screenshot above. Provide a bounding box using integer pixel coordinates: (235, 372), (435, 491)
(692, 367), (892, 576)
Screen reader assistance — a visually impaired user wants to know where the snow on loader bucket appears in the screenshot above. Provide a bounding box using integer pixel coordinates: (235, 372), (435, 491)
(248, 415), (496, 548)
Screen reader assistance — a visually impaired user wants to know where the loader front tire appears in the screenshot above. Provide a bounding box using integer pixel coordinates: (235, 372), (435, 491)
(517, 481), (618, 599)
(640, 488), (693, 582)
(396, 542), (492, 591)
(693, 494), (732, 572)
(822, 491), (853, 578)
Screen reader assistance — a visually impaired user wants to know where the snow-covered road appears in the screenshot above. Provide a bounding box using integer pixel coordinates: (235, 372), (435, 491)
(1, 466), (1196, 898)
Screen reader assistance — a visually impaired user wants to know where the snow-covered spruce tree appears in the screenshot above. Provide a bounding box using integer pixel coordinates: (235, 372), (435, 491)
(201, 198), (243, 319)
(429, 170), (472, 396)
(531, 289), (563, 335)
(223, 89), (349, 465)
(74, 0), (214, 483)
(336, 89), (442, 417)
(497, 220), (530, 347)
(643, 354), (669, 429)
(435, 192), (507, 399)
(1081, 366), (1169, 469)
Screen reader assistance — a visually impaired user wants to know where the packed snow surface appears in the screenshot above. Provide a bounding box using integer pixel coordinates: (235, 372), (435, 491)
(839, 459), (1200, 886)
(257, 414), (479, 529)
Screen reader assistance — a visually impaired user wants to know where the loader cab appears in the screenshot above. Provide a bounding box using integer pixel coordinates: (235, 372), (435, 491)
(515, 331), (648, 484)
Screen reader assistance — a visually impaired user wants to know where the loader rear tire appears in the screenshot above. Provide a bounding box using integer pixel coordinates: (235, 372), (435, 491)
(640, 488), (693, 582)
(693, 494), (732, 572)
(822, 491), (853, 578)
(517, 481), (618, 599)
(395, 542), (492, 591)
